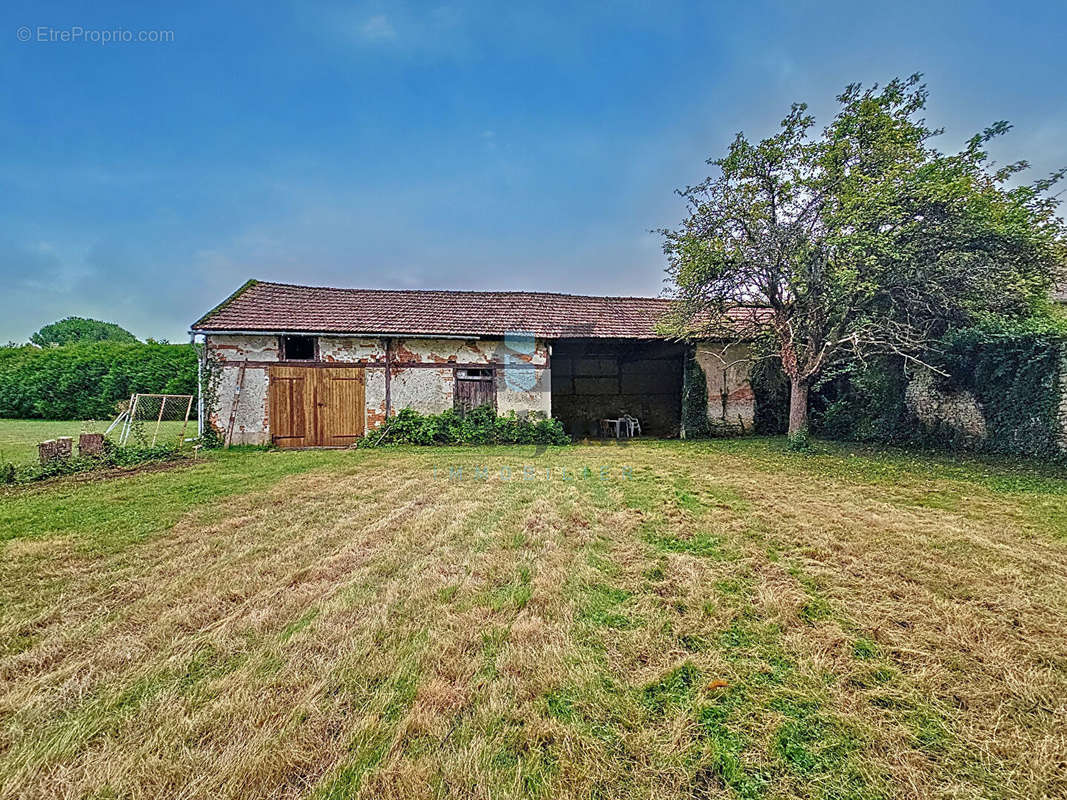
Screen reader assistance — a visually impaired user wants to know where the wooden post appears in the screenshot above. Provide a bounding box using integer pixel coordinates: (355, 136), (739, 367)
(38, 440), (57, 465)
(78, 433), (105, 457)
(55, 437), (73, 459)
(152, 395), (166, 447)
(180, 394), (193, 447)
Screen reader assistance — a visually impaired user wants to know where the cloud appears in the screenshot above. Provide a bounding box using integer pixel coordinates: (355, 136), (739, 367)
(359, 14), (396, 42)
(0, 241), (66, 290)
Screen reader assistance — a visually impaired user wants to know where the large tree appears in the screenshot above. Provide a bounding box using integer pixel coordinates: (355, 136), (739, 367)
(661, 75), (1066, 434)
(31, 317), (137, 347)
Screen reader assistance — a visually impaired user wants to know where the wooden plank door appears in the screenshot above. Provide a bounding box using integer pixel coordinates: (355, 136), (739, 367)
(268, 366), (312, 448)
(315, 368), (365, 446)
(454, 369), (496, 416)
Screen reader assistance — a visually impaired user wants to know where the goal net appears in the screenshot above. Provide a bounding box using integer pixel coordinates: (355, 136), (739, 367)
(108, 393), (195, 448)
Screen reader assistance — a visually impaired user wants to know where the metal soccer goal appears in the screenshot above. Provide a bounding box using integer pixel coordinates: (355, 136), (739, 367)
(106, 393), (195, 447)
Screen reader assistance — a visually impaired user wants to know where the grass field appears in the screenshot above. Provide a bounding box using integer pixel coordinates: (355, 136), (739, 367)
(1, 439), (1066, 799)
(0, 419), (196, 465)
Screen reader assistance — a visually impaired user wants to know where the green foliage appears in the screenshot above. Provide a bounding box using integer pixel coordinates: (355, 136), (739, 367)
(365, 405), (570, 447)
(786, 430), (813, 452)
(30, 317), (137, 347)
(749, 353), (790, 435)
(195, 348), (224, 449)
(811, 315), (1067, 460)
(934, 318), (1067, 459)
(812, 358), (909, 443)
(681, 350), (711, 437)
(0, 342), (197, 420)
(13, 441), (184, 484)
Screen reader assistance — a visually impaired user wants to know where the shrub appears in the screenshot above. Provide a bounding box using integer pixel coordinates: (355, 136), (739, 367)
(365, 406), (570, 447)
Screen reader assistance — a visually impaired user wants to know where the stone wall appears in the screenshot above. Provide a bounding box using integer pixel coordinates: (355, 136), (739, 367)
(904, 367), (988, 441)
(204, 334), (550, 445)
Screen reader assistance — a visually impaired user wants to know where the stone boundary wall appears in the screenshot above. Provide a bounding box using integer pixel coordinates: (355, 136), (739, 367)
(904, 368), (987, 441)
(906, 351), (1067, 456)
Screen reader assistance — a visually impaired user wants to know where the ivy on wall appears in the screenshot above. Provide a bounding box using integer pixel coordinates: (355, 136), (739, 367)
(749, 354), (790, 435)
(680, 348), (711, 438)
(933, 320), (1066, 459)
(805, 316), (1067, 460)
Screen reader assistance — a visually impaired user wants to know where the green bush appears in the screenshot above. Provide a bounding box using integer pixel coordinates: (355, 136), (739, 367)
(0, 342), (197, 420)
(932, 318), (1066, 459)
(786, 429), (813, 452)
(811, 358), (909, 443)
(365, 406), (570, 447)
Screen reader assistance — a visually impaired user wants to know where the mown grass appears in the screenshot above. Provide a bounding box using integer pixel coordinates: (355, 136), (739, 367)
(1, 438), (1066, 799)
(0, 418), (196, 466)
(0, 420), (113, 465)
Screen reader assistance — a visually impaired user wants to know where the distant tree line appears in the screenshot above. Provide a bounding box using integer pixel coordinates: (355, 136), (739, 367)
(0, 318), (197, 420)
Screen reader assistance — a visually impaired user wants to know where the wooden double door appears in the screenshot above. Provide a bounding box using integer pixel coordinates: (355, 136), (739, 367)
(268, 366), (365, 448)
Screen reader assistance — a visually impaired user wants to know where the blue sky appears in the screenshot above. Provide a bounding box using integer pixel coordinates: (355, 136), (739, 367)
(1, 1), (1065, 342)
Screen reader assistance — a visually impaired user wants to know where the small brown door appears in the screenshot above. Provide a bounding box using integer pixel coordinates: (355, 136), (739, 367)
(268, 366), (312, 448)
(316, 368), (365, 446)
(454, 368), (496, 415)
(268, 366), (365, 447)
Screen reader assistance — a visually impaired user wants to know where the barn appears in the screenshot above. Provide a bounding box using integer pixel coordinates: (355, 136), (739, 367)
(190, 280), (758, 446)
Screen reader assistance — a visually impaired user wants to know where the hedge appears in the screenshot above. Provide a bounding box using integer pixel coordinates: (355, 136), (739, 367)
(0, 342), (198, 420)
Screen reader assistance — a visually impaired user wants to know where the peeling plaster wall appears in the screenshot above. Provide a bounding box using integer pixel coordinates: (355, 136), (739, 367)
(205, 335), (277, 446)
(204, 334), (552, 444)
(693, 342), (755, 431)
(498, 368), (552, 417)
(319, 337), (385, 362)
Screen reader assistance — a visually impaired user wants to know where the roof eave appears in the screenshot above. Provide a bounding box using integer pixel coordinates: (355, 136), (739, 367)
(190, 327), (484, 340)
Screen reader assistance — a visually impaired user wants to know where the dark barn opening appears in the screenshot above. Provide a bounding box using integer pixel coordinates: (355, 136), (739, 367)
(550, 338), (685, 438)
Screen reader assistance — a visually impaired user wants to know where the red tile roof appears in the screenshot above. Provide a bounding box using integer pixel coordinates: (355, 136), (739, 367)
(193, 280), (696, 339)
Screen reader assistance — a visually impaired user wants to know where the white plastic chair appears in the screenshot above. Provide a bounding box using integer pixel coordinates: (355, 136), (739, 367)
(624, 415), (641, 438)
